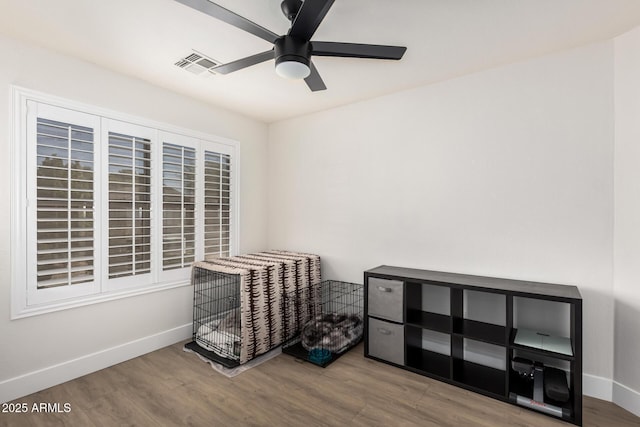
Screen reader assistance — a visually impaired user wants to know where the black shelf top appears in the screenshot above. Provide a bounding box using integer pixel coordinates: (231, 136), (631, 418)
(366, 265), (581, 301)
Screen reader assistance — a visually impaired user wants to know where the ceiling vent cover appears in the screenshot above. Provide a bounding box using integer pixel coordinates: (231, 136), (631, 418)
(175, 51), (220, 76)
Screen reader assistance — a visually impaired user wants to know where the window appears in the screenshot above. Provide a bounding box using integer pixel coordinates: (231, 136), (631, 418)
(12, 88), (238, 317)
(162, 142), (197, 271)
(107, 130), (152, 280)
(204, 150), (231, 258)
(36, 118), (95, 289)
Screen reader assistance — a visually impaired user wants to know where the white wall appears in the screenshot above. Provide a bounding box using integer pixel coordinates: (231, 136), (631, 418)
(614, 26), (640, 415)
(269, 42), (615, 385)
(0, 34), (268, 402)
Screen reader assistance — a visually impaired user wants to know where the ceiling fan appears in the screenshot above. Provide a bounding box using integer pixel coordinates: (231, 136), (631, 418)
(175, 0), (407, 91)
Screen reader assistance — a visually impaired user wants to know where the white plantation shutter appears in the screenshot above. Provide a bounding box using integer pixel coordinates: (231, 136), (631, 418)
(15, 89), (238, 315)
(35, 117), (95, 289)
(162, 142), (197, 270)
(108, 132), (152, 279)
(204, 151), (231, 258)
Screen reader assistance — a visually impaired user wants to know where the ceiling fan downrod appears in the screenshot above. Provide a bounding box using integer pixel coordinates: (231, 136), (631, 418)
(281, 0), (303, 21)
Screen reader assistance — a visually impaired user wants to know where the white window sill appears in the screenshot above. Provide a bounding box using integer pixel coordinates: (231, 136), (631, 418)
(11, 280), (190, 320)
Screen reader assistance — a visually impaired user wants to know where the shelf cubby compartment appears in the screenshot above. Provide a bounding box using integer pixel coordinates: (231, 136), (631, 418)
(452, 289), (506, 346)
(452, 358), (506, 397)
(405, 281), (451, 334)
(452, 337), (507, 397)
(513, 297), (571, 339)
(405, 325), (451, 379)
(406, 347), (451, 380)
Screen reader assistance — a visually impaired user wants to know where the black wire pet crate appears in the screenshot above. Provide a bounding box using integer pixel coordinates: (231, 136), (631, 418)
(185, 251), (323, 368)
(282, 280), (364, 367)
(184, 268), (242, 368)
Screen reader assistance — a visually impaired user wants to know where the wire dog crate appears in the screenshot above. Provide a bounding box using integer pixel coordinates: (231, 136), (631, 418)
(184, 268), (242, 368)
(185, 251), (322, 368)
(282, 280), (364, 367)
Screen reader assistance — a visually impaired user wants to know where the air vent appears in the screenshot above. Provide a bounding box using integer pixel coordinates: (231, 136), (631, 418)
(174, 51), (220, 76)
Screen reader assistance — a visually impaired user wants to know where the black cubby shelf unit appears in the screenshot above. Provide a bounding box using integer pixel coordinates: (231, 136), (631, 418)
(364, 265), (583, 426)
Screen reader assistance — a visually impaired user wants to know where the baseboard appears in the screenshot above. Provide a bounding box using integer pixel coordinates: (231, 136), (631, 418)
(584, 373), (613, 401)
(613, 381), (640, 418)
(582, 374), (640, 417)
(0, 323), (191, 404)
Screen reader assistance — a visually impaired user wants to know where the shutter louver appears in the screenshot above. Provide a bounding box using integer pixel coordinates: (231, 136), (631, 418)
(204, 151), (231, 258)
(36, 118), (94, 289)
(108, 132), (152, 279)
(162, 142), (196, 270)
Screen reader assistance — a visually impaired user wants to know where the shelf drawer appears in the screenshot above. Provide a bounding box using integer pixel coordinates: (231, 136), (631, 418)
(368, 318), (404, 365)
(368, 277), (403, 322)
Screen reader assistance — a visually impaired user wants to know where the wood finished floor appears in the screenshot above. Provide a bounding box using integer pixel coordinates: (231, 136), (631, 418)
(2, 342), (638, 427)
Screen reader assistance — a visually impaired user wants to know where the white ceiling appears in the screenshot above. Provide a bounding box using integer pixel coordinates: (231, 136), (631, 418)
(2, 0), (640, 123)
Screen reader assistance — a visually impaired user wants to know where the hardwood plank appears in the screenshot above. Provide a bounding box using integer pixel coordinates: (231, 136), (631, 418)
(2, 340), (639, 427)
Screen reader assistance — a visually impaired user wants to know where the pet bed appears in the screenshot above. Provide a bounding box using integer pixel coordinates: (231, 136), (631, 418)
(301, 313), (364, 354)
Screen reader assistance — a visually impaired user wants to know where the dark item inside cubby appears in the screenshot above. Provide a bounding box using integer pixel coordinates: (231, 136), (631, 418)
(509, 367), (573, 418)
(364, 266), (583, 426)
(282, 280), (364, 367)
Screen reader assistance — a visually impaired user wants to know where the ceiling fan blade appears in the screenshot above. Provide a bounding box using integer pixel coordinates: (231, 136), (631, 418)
(304, 61), (327, 92)
(289, 0), (335, 40)
(175, 0), (279, 44)
(212, 50), (275, 74)
(312, 41), (407, 60)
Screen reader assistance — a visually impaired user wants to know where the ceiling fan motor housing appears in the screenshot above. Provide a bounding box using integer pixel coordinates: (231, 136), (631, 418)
(274, 36), (311, 69)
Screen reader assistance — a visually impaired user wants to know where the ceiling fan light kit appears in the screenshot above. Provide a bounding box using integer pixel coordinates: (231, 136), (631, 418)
(276, 60), (311, 79)
(175, 0), (407, 91)
(274, 36), (311, 79)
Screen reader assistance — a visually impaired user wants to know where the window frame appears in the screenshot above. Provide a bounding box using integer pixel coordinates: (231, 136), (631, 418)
(11, 86), (240, 319)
